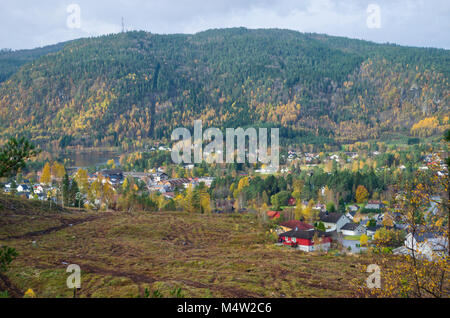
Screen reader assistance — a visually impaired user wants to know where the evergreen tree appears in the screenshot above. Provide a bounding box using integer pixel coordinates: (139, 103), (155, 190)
(0, 137), (38, 178)
(69, 179), (81, 207)
(62, 173), (70, 207)
(10, 179), (16, 195)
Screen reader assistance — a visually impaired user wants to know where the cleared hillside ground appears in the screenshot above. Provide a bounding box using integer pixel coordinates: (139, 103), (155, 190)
(0, 195), (372, 298)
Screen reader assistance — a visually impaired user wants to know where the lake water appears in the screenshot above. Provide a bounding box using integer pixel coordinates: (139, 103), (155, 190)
(55, 150), (121, 168)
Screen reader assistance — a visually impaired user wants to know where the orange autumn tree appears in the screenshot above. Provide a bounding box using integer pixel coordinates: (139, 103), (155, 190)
(40, 162), (51, 184)
(356, 159), (449, 298)
(356, 185), (369, 203)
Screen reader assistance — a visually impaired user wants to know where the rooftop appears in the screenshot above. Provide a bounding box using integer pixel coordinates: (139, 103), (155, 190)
(280, 220), (314, 231)
(341, 223), (361, 231)
(319, 212), (345, 223)
(280, 229), (331, 240)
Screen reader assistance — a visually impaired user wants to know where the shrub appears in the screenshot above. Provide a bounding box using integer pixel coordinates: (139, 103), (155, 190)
(0, 246), (18, 272)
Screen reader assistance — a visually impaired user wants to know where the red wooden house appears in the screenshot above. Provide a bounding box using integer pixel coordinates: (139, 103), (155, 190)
(279, 229), (332, 252)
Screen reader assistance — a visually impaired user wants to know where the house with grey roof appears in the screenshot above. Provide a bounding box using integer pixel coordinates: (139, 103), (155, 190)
(318, 212), (350, 232)
(346, 210), (357, 221)
(340, 223), (366, 236)
(401, 231), (448, 260)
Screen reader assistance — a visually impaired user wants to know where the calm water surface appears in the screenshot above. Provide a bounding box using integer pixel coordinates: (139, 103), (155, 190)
(53, 150), (121, 168)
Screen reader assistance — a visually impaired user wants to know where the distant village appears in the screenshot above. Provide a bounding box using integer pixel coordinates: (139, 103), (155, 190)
(3, 166), (212, 202)
(2, 147), (448, 261)
(269, 197), (446, 261)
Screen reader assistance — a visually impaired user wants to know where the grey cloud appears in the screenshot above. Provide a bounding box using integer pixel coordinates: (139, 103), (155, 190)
(0, 0), (449, 50)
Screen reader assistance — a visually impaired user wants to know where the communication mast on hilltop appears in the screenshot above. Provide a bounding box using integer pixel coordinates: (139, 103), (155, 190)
(121, 17), (125, 33)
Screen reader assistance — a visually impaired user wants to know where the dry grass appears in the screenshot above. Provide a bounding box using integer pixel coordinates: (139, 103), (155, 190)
(0, 194), (371, 298)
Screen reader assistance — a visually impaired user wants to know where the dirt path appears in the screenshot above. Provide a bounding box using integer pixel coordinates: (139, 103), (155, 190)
(3, 214), (110, 241)
(0, 273), (23, 298)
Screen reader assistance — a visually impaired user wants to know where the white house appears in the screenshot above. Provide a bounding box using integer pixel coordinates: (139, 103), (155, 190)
(151, 172), (169, 182)
(33, 184), (44, 194)
(330, 154), (339, 161)
(404, 232), (448, 260)
(280, 167), (289, 173)
(426, 196), (441, 216)
(319, 212), (350, 232)
(365, 202), (382, 210)
(364, 223), (384, 238)
(158, 146), (171, 152)
(340, 223), (366, 236)
(17, 184), (30, 193)
(255, 166), (278, 174)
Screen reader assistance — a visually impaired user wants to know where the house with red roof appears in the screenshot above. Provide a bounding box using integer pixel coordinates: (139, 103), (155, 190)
(267, 211), (281, 220)
(279, 229), (332, 252)
(279, 220), (313, 232)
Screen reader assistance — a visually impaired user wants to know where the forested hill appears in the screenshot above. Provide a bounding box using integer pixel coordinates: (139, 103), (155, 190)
(0, 28), (448, 150)
(0, 42), (67, 83)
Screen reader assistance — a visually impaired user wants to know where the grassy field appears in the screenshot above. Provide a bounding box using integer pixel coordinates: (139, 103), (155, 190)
(0, 194), (372, 298)
(344, 236), (362, 241)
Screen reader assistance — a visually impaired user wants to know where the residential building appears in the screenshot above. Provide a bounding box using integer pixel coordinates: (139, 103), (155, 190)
(151, 172), (169, 183)
(99, 169), (124, 183)
(340, 223), (366, 236)
(279, 220), (314, 233)
(17, 184), (30, 193)
(346, 210), (357, 221)
(404, 232), (448, 260)
(318, 212), (350, 232)
(365, 200), (384, 210)
(366, 224), (383, 238)
(278, 229), (332, 252)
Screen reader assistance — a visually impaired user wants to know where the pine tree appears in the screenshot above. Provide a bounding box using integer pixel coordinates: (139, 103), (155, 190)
(10, 179), (17, 195)
(62, 173), (70, 207)
(69, 179), (81, 207)
(0, 137), (38, 178)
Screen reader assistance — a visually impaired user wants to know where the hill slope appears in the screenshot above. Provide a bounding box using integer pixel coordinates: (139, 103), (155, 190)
(0, 195), (371, 298)
(0, 43), (66, 83)
(0, 28), (448, 149)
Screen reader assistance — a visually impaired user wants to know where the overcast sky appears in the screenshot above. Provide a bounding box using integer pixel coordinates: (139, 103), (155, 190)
(2, 0), (449, 50)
